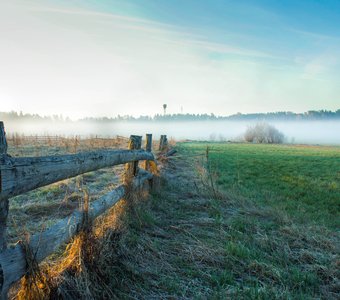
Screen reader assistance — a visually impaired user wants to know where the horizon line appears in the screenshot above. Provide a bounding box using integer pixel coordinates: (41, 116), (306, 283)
(1, 108), (340, 122)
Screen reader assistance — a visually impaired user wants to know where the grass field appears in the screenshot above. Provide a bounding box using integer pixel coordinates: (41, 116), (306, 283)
(178, 142), (340, 229)
(85, 142), (338, 299)
(6, 139), (340, 299)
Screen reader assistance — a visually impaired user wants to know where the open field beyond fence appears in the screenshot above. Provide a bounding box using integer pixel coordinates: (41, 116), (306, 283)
(178, 142), (340, 229)
(90, 142), (338, 299)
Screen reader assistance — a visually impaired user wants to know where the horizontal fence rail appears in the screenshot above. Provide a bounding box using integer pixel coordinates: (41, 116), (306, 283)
(0, 121), (167, 300)
(0, 149), (154, 201)
(7, 135), (130, 143)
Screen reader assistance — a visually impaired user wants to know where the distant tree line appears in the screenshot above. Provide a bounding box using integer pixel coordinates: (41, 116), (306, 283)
(227, 109), (340, 121)
(1, 109), (340, 123)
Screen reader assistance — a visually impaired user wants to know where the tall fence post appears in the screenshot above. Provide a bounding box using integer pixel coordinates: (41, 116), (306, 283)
(0, 121), (9, 250)
(124, 135), (142, 184)
(159, 135), (165, 151)
(158, 135), (163, 151)
(145, 134), (152, 153)
(159, 135), (168, 152)
(0, 122), (7, 155)
(145, 134), (152, 170)
(145, 134), (154, 189)
(144, 134), (152, 170)
(162, 135), (168, 151)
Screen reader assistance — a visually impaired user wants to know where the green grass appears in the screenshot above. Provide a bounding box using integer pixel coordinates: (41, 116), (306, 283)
(11, 141), (339, 299)
(178, 142), (340, 229)
(84, 143), (337, 299)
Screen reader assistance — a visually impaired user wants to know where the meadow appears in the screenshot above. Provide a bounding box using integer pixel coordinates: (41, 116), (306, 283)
(4, 138), (340, 299)
(178, 142), (340, 229)
(93, 141), (338, 299)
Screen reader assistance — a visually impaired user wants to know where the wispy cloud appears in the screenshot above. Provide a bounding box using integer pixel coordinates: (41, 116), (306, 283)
(28, 6), (176, 30)
(289, 27), (340, 42)
(28, 3), (278, 62)
(1, 0), (340, 118)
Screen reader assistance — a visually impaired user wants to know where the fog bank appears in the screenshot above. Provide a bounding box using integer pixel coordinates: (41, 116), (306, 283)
(5, 120), (340, 145)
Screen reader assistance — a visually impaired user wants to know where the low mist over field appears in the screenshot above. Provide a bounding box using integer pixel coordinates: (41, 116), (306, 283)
(4, 119), (340, 145)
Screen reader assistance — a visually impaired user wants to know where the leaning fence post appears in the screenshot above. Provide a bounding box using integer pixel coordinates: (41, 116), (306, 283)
(0, 121), (9, 251)
(124, 135), (142, 184)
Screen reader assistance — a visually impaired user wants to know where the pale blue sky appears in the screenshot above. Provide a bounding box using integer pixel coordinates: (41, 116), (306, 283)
(1, 0), (339, 119)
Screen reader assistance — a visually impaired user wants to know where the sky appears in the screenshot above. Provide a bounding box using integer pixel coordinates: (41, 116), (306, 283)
(1, 0), (340, 119)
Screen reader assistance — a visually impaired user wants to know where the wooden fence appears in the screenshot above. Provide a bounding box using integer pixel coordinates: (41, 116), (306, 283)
(6, 134), (130, 144)
(0, 121), (167, 299)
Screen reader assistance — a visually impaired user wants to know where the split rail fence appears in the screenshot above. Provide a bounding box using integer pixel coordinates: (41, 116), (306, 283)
(0, 121), (169, 299)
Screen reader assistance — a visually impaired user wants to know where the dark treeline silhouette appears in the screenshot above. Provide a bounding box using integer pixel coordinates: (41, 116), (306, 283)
(1, 109), (340, 123)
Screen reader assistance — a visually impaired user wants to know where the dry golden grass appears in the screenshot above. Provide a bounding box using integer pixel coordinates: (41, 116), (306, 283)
(13, 192), (138, 299)
(6, 135), (129, 243)
(6, 134), (161, 299)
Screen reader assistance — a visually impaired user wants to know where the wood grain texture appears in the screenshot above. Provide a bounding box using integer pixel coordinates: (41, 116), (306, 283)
(145, 134), (152, 152)
(124, 136), (142, 183)
(159, 135), (168, 151)
(159, 135), (165, 150)
(0, 121), (8, 251)
(0, 149), (154, 201)
(0, 199), (8, 251)
(144, 134), (153, 189)
(0, 170), (153, 299)
(0, 122), (7, 155)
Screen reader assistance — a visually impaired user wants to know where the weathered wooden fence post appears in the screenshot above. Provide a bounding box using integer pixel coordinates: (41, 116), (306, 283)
(0, 121), (9, 251)
(159, 135), (168, 152)
(159, 135), (165, 151)
(144, 134), (154, 189)
(145, 134), (152, 153)
(124, 135), (142, 184)
(163, 135), (168, 150)
(145, 134), (152, 170)
(0, 122), (7, 155)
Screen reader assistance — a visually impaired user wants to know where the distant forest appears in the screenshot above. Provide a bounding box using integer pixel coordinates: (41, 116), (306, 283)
(1, 109), (340, 123)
